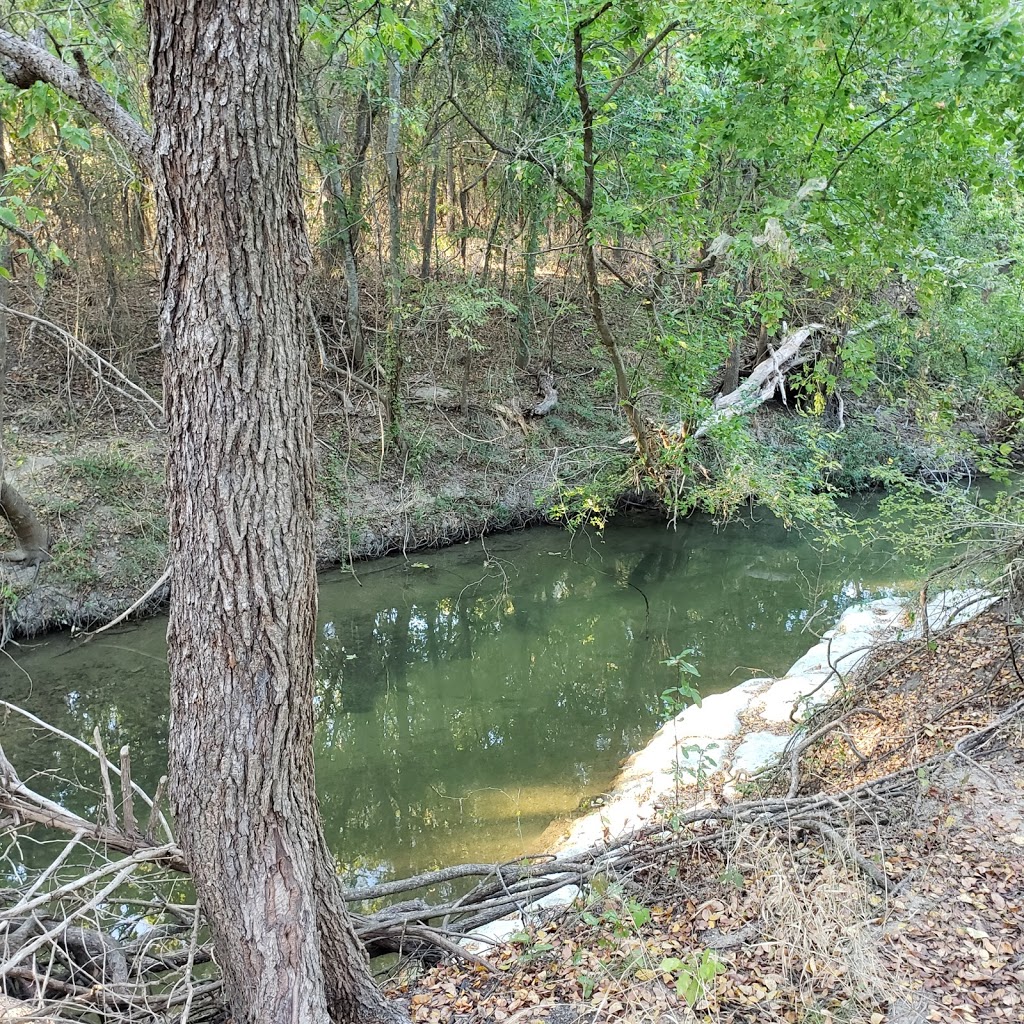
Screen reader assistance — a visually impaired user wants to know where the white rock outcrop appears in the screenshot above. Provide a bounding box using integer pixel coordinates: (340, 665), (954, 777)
(463, 589), (995, 949)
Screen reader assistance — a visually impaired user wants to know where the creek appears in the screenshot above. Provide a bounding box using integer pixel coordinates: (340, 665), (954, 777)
(3, 498), (922, 886)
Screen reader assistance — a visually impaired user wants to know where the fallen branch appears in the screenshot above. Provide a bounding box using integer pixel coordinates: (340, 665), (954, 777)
(78, 565), (172, 642)
(529, 371), (558, 416)
(0, 304), (164, 425)
(786, 707), (886, 798)
(692, 323), (824, 439)
(2, 698), (1018, 1023)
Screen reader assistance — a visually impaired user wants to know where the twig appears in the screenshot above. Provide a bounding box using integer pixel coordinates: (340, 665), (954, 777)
(0, 859), (142, 976)
(787, 708), (886, 798)
(0, 304), (164, 422)
(797, 818), (890, 889)
(0, 700), (173, 842)
(119, 746), (136, 836)
(93, 727), (117, 828)
(21, 830), (87, 901)
(146, 776), (169, 844)
(177, 906), (204, 1024)
(80, 565), (171, 642)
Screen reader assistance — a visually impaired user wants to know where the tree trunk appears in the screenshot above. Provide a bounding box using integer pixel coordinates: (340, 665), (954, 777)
(63, 149), (119, 317)
(383, 51), (403, 434)
(146, 3), (401, 1022)
(571, 21), (652, 466)
(303, 73), (365, 367)
(0, 116), (49, 565)
(480, 208), (501, 284)
(445, 128), (456, 234)
(420, 138), (439, 280)
(721, 333), (741, 395)
(458, 154), (470, 269)
(515, 200), (539, 369)
(693, 323), (823, 438)
(349, 90), (373, 257)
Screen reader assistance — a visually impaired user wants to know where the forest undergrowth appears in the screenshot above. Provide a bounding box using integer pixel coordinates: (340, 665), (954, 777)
(2, 253), (1018, 644)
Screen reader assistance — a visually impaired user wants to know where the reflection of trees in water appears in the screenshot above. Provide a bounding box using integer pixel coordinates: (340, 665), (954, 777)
(2, 650), (171, 874)
(313, 557), (671, 876)
(311, 523), (902, 877)
(8, 507), (902, 881)
(2, 654), (171, 830)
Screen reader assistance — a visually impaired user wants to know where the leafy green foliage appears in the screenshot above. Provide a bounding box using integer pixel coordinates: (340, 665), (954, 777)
(659, 949), (727, 1007)
(4, 0), (1024, 535)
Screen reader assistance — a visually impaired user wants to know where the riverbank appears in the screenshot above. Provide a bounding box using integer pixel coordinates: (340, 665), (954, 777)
(452, 589), (996, 953)
(391, 595), (1024, 1023)
(549, 589), (998, 855)
(0, 404), (998, 645)
(0, 360), (624, 640)
(1, 272), (1003, 644)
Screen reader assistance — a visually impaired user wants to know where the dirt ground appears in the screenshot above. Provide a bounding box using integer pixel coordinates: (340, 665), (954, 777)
(386, 610), (1024, 1024)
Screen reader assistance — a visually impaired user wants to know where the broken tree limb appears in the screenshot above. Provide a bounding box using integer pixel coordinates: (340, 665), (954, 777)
(529, 371), (558, 416)
(691, 323), (824, 439)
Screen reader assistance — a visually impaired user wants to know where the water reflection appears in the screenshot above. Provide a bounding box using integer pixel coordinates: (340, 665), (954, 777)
(3, 502), (905, 882)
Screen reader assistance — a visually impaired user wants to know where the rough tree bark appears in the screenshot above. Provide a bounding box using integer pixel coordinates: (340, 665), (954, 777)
(0, 115), (50, 565)
(2, 10), (404, 1023)
(147, 4), (404, 1022)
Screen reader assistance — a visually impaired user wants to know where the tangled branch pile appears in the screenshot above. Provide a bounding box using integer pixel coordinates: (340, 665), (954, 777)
(4, 693), (1010, 1023)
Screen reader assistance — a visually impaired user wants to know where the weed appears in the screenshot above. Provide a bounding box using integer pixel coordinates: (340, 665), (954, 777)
(547, 483), (616, 532)
(664, 742), (718, 795)
(508, 930), (556, 965)
(580, 898), (651, 938)
(121, 535), (166, 581)
(403, 430), (437, 480)
(658, 949), (726, 1007)
(660, 648), (702, 717)
(66, 446), (157, 503)
(50, 529), (99, 588)
(40, 495), (83, 518)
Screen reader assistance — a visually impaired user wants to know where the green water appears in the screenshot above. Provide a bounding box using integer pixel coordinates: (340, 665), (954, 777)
(2, 502), (913, 884)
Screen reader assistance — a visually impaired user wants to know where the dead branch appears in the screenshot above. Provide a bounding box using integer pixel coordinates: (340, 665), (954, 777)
(0, 304), (164, 424)
(786, 707), (887, 798)
(0, 698), (1018, 1022)
(691, 323), (824, 439)
(529, 371), (558, 416)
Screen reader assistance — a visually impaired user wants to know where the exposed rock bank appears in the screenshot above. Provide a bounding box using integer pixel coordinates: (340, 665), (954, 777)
(556, 590), (997, 853)
(463, 589), (998, 950)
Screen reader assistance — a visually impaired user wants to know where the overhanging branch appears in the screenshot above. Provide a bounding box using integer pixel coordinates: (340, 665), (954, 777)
(448, 95), (585, 208)
(0, 28), (153, 176)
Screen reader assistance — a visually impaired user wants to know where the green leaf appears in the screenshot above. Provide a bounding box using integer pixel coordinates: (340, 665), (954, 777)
(61, 125), (93, 150)
(628, 901), (651, 928)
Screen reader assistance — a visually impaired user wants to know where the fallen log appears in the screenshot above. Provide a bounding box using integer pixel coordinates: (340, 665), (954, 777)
(692, 322), (824, 438)
(529, 370), (558, 416)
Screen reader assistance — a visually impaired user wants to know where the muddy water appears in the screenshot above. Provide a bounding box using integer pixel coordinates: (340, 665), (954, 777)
(3, 500), (918, 884)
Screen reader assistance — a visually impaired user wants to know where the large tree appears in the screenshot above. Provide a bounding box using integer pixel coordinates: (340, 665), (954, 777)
(0, 6), (404, 1023)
